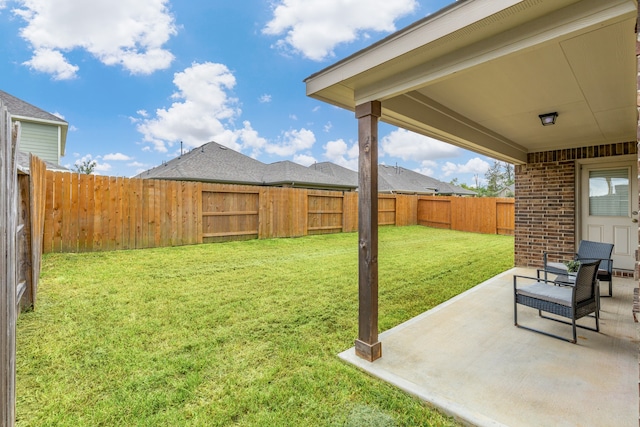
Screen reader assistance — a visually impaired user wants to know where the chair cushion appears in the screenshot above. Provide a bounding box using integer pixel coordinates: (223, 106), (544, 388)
(545, 261), (569, 275)
(517, 282), (572, 306)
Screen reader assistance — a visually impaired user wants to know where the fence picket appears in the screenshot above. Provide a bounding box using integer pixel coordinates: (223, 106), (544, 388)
(38, 172), (514, 253)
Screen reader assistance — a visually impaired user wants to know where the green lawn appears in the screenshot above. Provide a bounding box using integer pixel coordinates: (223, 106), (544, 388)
(17, 226), (514, 426)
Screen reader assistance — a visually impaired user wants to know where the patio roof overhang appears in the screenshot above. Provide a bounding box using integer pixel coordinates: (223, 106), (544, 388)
(305, 0), (638, 165)
(305, 0), (639, 363)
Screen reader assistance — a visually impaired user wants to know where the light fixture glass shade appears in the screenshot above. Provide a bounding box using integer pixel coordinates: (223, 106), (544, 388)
(539, 112), (558, 126)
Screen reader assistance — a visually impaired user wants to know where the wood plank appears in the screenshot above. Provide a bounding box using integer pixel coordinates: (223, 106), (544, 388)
(202, 211), (259, 216)
(84, 174), (95, 251)
(156, 180), (173, 247)
(0, 107), (18, 426)
(92, 175), (104, 251)
(77, 173), (89, 251)
(51, 171), (64, 252)
(142, 180), (152, 249)
(17, 175), (32, 310)
(108, 176), (118, 251)
(176, 181), (184, 245)
(203, 230), (259, 238)
(153, 179), (161, 247)
(132, 178), (143, 249)
(42, 170), (54, 253)
(307, 225), (342, 231)
(195, 182), (203, 244)
(120, 177), (130, 249)
(28, 155), (47, 304)
(343, 191), (358, 232)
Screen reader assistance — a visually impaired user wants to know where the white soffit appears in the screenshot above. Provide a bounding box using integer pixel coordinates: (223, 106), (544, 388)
(305, 0), (638, 164)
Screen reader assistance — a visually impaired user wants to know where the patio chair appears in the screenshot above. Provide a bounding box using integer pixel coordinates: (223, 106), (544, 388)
(514, 260), (600, 343)
(542, 240), (614, 297)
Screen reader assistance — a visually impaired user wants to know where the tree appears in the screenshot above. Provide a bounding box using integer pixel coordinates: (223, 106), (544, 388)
(484, 160), (514, 196)
(74, 160), (97, 175)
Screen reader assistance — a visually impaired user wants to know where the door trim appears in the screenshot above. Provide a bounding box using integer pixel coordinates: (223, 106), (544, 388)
(577, 155), (638, 271)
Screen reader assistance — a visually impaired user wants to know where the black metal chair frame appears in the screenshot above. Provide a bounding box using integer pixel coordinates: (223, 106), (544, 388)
(540, 240), (614, 297)
(514, 260), (600, 344)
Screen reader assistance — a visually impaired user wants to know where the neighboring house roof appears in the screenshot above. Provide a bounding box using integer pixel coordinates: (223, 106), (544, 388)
(136, 141), (356, 190)
(377, 165), (476, 196)
(137, 141), (266, 185)
(16, 151), (69, 173)
(138, 141), (475, 194)
(496, 183), (515, 197)
(378, 165), (439, 195)
(309, 162), (358, 187)
(262, 160), (352, 189)
(0, 90), (69, 157)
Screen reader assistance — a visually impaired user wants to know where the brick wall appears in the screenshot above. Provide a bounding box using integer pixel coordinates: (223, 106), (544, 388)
(514, 142), (637, 268)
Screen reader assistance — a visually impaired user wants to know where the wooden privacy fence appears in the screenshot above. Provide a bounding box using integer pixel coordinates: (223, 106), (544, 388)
(417, 196), (514, 235)
(41, 171), (514, 253)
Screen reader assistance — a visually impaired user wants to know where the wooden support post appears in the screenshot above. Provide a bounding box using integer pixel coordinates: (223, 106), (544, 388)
(355, 101), (382, 362)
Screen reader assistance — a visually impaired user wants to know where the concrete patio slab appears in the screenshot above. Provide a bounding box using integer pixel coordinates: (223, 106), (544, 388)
(340, 268), (638, 427)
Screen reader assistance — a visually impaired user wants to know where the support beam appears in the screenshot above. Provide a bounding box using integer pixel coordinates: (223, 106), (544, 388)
(355, 101), (382, 362)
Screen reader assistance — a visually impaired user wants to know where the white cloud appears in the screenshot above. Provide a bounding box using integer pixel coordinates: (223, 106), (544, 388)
(381, 128), (459, 161)
(263, 0), (417, 61)
(259, 94), (272, 103)
(135, 62), (241, 152)
(414, 160), (438, 177)
(265, 128), (315, 156)
(103, 152), (132, 161)
(127, 161), (145, 167)
(293, 153), (316, 166)
(323, 138), (358, 171)
(441, 157), (491, 177)
(22, 48), (79, 80)
(323, 121), (332, 133)
(93, 162), (112, 172)
(235, 121), (267, 157)
(14, 0), (176, 79)
(135, 62), (276, 159)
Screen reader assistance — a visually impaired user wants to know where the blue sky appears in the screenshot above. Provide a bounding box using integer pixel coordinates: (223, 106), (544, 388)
(0, 0), (496, 186)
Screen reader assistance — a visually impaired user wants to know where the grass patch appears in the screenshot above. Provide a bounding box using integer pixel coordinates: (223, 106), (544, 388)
(17, 226), (513, 426)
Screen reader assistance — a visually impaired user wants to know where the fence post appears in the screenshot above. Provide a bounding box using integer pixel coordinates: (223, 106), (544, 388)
(0, 103), (18, 426)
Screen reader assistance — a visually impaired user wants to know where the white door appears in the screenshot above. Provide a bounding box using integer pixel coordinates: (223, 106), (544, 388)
(581, 161), (638, 271)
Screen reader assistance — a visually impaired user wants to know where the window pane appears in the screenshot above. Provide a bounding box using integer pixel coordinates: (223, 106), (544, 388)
(589, 169), (629, 216)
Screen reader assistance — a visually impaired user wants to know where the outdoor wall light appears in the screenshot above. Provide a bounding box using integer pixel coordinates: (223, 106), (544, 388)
(538, 112), (558, 126)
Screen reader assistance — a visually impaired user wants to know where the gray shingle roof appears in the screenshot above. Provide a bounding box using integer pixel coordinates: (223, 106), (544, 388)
(442, 182), (477, 196)
(378, 164), (440, 194)
(262, 161), (353, 189)
(137, 142), (356, 190)
(0, 90), (67, 124)
(136, 141), (266, 184)
(308, 162), (358, 187)
(17, 151), (69, 173)
(137, 141), (475, 195)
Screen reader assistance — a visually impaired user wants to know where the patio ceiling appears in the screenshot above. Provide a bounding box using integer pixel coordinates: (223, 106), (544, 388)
(305, 0), (638, 164)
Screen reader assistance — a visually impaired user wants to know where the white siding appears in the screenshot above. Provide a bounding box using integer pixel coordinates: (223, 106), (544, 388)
(17, 122), (59, 164)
